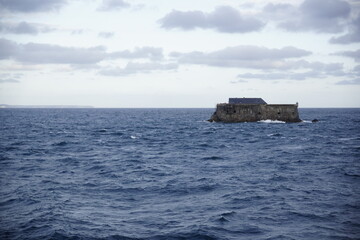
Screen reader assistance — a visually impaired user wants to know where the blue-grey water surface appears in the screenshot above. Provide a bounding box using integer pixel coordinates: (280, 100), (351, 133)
(0, 108), (359, 240)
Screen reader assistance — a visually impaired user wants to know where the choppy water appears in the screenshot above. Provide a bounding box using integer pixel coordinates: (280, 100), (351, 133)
(0, 108), (359, 240)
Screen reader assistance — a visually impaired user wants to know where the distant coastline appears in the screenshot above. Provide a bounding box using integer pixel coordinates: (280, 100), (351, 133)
(0, 104), (94, 109)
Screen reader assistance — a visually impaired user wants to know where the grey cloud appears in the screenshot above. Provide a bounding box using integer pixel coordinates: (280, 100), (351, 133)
(160, 10), (206, 30)
(301, 0), (350, 19)
(237, 71), (324, 81)
(0, 73), (22, 78)
(0, 38), (163, 65)
(0, 78), (20, 83)
(98, 0), (130, 11)
(0, 0), (66, 12)
(299, 61), (344, 72)
(18, 44), (107, 64)
(262, 3), (297, 21)
(263, 3), (293, 12)
(233, 61), (348, 83)
(335, 49), (360, 62)
(98, 32), (114, 38)
(276, 0), (351, 33)
(0, 38), (18, 59)
(160, 6), (265, 33)
(98, 62), (178, 76)
(234, 62), (346, 83)
(330, 15), (360, 44)
(336, 78), (360, 85)
(354, 65), (360, 72)
(171, 45), (311, 69)
(0, 38), (106, 64)
(110, 47), (163, 60)
(0, 21), (54, 35)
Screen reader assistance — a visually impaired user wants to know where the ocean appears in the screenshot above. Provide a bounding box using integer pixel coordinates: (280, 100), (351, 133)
(0, 108), (359, 240)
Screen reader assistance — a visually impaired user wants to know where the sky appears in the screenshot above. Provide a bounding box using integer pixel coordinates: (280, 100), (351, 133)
(0, 0), (359, 108)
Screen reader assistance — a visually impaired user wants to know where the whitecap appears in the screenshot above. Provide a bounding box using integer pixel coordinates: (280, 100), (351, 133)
(258, 120), (285, 124)
(267, 133), (282, 137)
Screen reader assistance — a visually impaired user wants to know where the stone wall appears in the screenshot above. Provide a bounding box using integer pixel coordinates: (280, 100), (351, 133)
(210, 104), (301, 123)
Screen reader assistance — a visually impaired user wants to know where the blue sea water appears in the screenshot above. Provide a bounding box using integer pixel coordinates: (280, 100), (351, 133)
(0, 108), (359, 240)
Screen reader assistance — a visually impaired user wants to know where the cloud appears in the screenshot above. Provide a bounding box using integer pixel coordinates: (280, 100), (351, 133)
(234, 61), (345, 82)
(171, 45), (312, 69)
(98, 62), (178, 76)
(299, 61), (344, 72)
(0, 0), (66, 13)
(19, 44), (107, 65)
(0, 21), (54, 35)
(0, 38), (107, 64)
(159, 6), (265, 33)
(231, 60), (348, 83)
(0, 73), (21, 83)
(335, 49), (360, 62)
(71, 29), (84, 35)
(110, 47), (164, 60)
(354, 65), (360, 72)
(0, 38), (18, 59)
(98, 0), (130, 11)
(0, 78), (20, 83)
(236, 71), (324, 81)
(98, 32), (114, 38)
(262, 3), (298, 21)
(330, 15), (360, 44)
(0, 38), (165, 66)
(232, 60), (348, 83)
(336, 78), (360, 85)
(274, 0), (351, 33)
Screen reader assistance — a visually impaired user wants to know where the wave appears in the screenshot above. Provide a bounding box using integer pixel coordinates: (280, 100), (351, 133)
(267, 133), (282, 137)
(1, 108), (359, 240)
(201, 156), (224, 161)
(258, 119), (285, 124)
(31, 231), (220, 240)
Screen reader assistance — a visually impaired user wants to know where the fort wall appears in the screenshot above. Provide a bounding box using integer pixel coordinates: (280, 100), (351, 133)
(210, 103), (301, 123)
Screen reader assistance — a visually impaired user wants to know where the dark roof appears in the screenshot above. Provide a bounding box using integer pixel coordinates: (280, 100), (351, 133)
(229, 98), (267, 104)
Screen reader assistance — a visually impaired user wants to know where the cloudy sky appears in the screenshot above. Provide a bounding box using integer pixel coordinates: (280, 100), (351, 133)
(0, 0), (359, 107)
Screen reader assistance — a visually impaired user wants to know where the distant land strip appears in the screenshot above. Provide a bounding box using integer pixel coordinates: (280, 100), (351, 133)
(0, 104), (94, 108)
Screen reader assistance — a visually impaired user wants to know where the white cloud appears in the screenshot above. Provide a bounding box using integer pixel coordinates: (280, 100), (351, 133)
(0, 78), (20, 83)
(0, 73), (21, 83)
(98, 32), (115, 38)
(98, 62), (178, 76)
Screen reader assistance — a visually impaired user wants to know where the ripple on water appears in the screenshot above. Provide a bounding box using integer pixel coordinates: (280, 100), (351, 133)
(0, 108), (359, 240)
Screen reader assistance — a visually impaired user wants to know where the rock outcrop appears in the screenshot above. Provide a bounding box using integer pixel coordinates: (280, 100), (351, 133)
(209, 101), (301, 123)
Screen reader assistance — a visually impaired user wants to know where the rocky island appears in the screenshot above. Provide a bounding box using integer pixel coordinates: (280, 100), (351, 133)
(209, 98), (301, 123)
